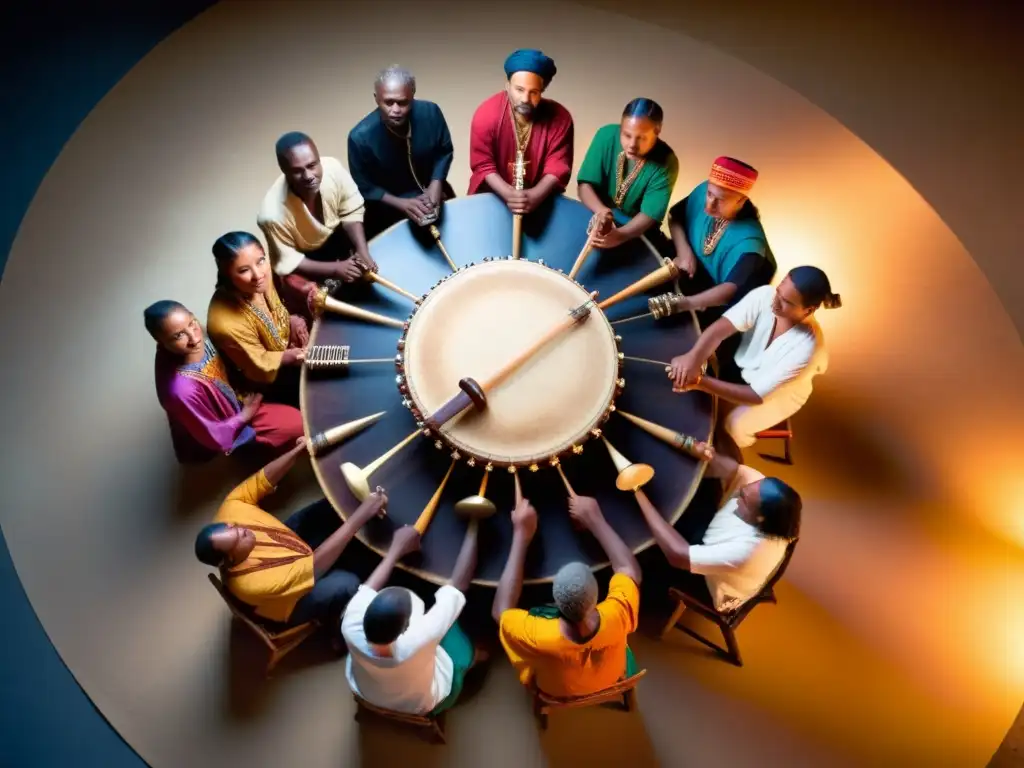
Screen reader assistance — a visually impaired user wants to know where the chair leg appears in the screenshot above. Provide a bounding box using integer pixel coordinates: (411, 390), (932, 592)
(659, 599), (687, 640)
(266, 648), (282, 677)
(721, 625), (743, 667)
(783, 435), (793, 465)
(623, 688), (637, 712)
(431, 718), (447, 745)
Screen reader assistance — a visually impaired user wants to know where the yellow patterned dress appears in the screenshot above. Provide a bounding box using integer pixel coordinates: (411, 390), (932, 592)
(207, 281), (291, 386)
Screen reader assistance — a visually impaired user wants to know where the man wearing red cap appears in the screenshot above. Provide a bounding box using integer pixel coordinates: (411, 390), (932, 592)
(468, 49), (574, 217)
(666, 157), (776, 320)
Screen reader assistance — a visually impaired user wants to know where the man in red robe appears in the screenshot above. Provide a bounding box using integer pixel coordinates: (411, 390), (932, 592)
(468, 49), (574, 217)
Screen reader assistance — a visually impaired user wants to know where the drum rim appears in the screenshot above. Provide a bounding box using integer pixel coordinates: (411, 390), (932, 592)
(396, 257), (622, 468)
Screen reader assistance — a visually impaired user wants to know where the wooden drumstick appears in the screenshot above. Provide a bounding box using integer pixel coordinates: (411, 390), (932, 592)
(513, 470), (523, 506)
(510, 152), (528, 260)
(597, 259), (680, 311)
(617, 411), (715, 461)
(429, 225), (458, 272)
(413, 459), (456, 535)
(364, 271), (420, 304)
(555, 465), (577, 497)
(567, 211), (610, 279)
(424, 296), (596, 431)
(310, 285), (405, 329)
(340, 430), (421, 501)
(308, 410), (386, 456)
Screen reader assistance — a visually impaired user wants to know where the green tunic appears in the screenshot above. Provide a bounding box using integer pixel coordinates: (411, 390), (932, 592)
(577, 123), (678, 225)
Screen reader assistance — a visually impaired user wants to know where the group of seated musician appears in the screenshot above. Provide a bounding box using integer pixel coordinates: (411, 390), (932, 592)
(191, 433), (801, 710)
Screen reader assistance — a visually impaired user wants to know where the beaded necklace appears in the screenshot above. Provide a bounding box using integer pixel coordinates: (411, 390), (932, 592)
(614, 152), (646, 207)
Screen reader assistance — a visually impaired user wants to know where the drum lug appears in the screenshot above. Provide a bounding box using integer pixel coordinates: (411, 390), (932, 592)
(617, 378), (626, 389)
(451, 450), (462, 460)
(467, 458), (476, 467)
(397, 339), (406, 351)
(507, 465), (517, 474)
(434, 440), (444, 450)
(395, 374), (404, 385)
(537, 259), (546, 267)
(485, 462), (494, 472)
(549, 456), (560, 467)
(572, 444), (584, 455)
(395, 353), (404, 364)
(614, 335), (622, 343)
(591, 428), (602, 438)
(529, 463), (540, 472)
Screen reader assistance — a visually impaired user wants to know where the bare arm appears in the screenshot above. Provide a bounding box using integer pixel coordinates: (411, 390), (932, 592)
(689, 316), (739, 365)
(530, 174), (562, 203)
(684, 282), (739, 312)
(312, 494), (383, 576)
(491, 530), (531, 622)
(568, 497), (641, 584)
(449, 525), (479, 594)
(634, 490), (692, 570)
(364, 526), (421, 591)
(483, 172), (516, 201)
(292, 258), (343, 280)
(340, 221), (372, 266)
(615, 212), (656, 241)
(262, 439), (306, 487)
(577, 182), (611, 216)
(695, 375), (763, 406)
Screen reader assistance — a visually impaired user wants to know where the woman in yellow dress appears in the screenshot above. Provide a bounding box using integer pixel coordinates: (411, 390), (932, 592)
(207, 231), (310, 406)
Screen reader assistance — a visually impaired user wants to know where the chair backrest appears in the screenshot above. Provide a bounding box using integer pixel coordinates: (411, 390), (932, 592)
(536, 669), (647, 707)
(763, 537), (798, 594)
(208, 572), (274, 643)
(354, 694), (436, 725)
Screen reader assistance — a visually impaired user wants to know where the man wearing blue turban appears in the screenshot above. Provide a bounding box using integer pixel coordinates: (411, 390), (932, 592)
(468, 49), (575, 217)
(633, 437), (802, 615)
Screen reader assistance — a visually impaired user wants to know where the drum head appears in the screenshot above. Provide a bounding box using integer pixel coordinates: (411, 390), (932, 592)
(402, 259), (618, 465)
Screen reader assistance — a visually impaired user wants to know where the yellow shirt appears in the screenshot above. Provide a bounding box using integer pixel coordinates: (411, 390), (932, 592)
(213, 470), (315, 623)
(206, 280), (290, 385)
(257, 156), (366, 275)
(498, 573), (640, 698)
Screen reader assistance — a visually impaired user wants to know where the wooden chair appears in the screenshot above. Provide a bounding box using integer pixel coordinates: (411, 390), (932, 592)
(531, 669), (647, 730)
(207, 573), (318, 677)
(353, 694), (447, 744)
(658, 540), (798, 666)
(756, 418), (793, 464)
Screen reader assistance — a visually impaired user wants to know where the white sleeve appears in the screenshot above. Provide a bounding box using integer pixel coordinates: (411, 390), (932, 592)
(746, 337), (816, 399)
(722, 285), (770, 333)
(398, 586), (466, 653)
(340, 584), (377, 644)
(690, 537), (761, 576)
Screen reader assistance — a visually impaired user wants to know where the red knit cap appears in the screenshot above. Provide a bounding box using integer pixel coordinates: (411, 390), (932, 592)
(709, 157), (758, 194)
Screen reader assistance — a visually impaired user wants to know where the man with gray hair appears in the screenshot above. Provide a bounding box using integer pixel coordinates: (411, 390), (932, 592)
(347, 65), (455, 240)
(492, 495), (642, 698)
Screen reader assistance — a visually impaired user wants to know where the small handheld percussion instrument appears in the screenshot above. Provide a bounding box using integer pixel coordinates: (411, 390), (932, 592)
(611, 291), (690, 326)
(397, 258), (624, 471)
(305, 345), (398, 371)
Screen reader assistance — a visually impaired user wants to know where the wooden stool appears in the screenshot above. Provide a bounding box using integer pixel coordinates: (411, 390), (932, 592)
(756, 418), (793, 464)
(658, 540), (798, 666)
(207, 573), (318, 677)
(353, 694), (447, 744)
(531, 670), (647, 730)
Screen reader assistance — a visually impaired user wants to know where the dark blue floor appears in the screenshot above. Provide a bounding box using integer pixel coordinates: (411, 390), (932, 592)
(0, 3), (215, 765)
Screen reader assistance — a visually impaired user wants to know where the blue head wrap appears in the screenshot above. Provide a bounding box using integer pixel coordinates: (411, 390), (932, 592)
(195, 523), (229, 566)
(503, 49), (557, 86)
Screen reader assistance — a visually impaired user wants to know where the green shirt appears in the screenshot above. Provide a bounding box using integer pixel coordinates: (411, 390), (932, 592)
(577, 123), (678, 223)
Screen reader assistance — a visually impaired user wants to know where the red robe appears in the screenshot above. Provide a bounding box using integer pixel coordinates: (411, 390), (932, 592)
(468, 91), (574, 195)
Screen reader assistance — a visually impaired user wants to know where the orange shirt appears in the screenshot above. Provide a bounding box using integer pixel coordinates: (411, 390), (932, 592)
(213, 470), (315, 623)
(498, 573), (640, 698)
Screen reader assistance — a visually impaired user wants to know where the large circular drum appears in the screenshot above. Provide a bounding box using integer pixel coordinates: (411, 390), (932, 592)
(398, 258), (621, 469)
(302, 194), (715, 585)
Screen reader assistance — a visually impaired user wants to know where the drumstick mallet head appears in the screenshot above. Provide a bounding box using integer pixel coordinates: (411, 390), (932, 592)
(340, 430), (421, 501)
(454, 472), (498, 537)
(308, 410), (386, 457)
(601, 436), (655, 492)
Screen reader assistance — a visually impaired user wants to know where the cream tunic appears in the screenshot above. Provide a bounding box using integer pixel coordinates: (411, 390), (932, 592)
(256, 156), (365, 275)
(720, 285), (828, 446)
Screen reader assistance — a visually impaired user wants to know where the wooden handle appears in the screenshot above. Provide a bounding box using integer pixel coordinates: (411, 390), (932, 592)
(429, 225), (458, 272)
(511, 215), (523, 260)
(413, 460), (456, 534)
(567, 242), (593, 280)
(322, 294), (405, 329)
(513, 472), (523, 506)
(363, 430), (420, 478)
(478, 472), (490, 498)
(424, 377), (487, 432)
(367, 272), (420, 303)
(479, 312), (579, 392)
(597, 260), (680, 311)
(556, 465), (577, 497)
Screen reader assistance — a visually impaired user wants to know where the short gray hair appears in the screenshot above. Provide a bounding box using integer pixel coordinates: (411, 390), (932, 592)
(375, 65), (416, 94)
(552, 562), (598, 623)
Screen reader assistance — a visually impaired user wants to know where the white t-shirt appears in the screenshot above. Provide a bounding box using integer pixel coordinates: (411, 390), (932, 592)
(342, 584), (466, 714)
(722, 285), (828, 404)
(689, 465), (788, 612)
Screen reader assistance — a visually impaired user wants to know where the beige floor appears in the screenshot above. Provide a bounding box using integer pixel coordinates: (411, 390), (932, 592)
(1, 1), (1023, 766)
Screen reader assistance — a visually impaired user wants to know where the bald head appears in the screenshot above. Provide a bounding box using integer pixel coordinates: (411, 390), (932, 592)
(552, 562), (598, 623)
(364, 586), (413, 645)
